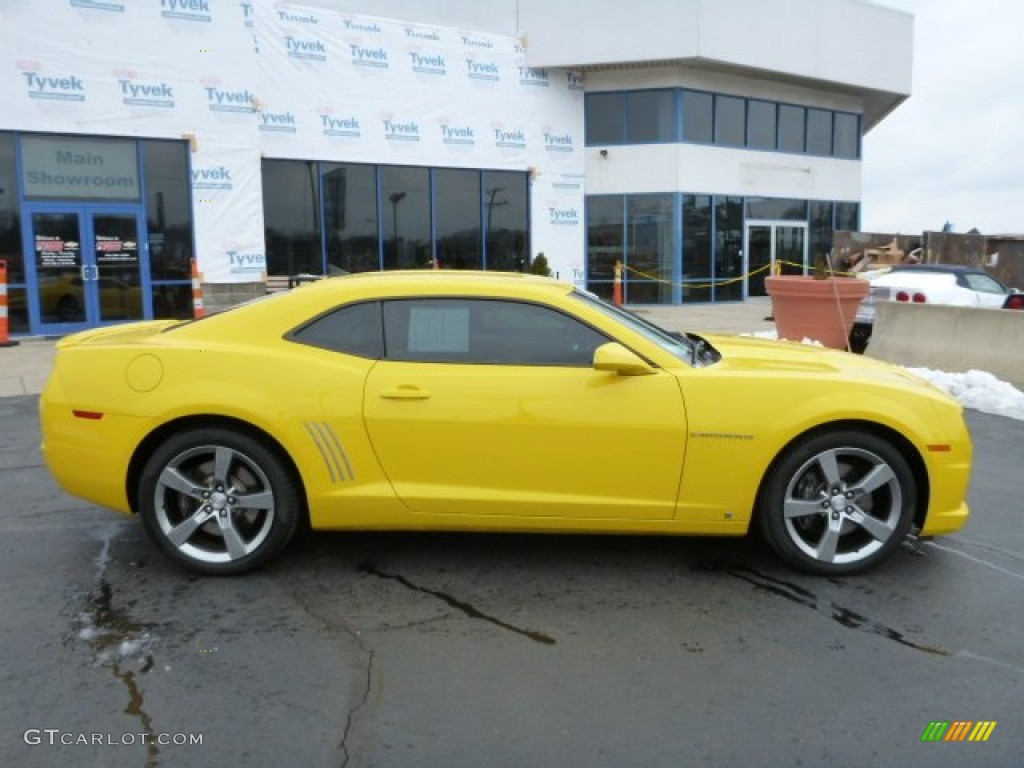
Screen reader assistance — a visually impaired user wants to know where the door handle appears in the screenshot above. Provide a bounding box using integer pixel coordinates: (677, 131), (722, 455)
(379, 386), (431, 400)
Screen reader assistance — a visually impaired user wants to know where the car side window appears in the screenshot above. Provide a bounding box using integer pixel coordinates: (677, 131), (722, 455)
(289, 301), (384, 358)
(963, 273), (1006, 294)
(382, 298), (609, 366)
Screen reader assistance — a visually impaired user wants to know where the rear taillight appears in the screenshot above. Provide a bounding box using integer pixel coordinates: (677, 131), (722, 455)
(1005, 294), (1024, 310)
(894, 291), (926, 303)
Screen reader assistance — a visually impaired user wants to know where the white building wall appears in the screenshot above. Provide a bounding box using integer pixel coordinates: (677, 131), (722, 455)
(585, 145), (861, 201)
(518, 0), (911, 128)
(0, 0), (910, 298)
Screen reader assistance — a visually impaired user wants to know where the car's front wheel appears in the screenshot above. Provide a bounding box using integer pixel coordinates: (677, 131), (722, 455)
(138, 427), (301, 575)
(758, 430), (916, 575)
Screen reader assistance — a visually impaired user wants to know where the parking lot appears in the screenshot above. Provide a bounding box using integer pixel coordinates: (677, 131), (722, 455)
(1, 390), (1021, 767)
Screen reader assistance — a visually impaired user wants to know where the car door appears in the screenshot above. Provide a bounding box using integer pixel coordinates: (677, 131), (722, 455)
(961, 272), (1011, 308)
(362, 297), (688, 520)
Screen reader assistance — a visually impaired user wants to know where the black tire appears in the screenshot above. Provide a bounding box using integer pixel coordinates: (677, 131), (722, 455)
(138, 427), (300, 575)
(758, 430), (916, 576)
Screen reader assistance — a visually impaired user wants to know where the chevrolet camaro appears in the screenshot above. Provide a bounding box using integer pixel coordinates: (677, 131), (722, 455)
(40, 271), (972, 576)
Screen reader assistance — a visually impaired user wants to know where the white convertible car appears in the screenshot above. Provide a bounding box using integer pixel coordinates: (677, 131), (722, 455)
(850, 264), (1017, 352)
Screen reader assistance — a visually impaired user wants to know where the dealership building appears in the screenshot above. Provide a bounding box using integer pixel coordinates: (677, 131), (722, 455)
(0, 0), (911, 335)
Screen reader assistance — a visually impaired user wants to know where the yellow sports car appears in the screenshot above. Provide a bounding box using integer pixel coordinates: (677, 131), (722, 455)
(40, 271), (972, 576)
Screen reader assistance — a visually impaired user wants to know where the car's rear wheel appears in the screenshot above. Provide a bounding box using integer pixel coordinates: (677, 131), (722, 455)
(138, 427), (300, 575)
(758, 430), (916, 575)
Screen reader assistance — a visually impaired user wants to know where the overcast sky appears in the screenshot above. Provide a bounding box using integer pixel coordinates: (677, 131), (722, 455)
(861, 0), (1024, 236)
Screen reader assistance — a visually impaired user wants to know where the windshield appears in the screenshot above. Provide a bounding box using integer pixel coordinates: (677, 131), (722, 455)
(569, 289), (696, 365)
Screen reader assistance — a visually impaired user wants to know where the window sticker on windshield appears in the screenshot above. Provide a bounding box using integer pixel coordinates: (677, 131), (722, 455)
(408, 306), (470, 353)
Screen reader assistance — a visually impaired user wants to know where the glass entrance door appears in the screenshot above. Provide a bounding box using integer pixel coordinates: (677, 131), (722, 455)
(27, 206), (145, 334)
(744, 221), (808, 297)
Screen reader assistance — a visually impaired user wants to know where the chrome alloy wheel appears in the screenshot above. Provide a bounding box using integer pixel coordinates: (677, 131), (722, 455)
(153, 444), (276, 565)
(781, 446), (904, 566)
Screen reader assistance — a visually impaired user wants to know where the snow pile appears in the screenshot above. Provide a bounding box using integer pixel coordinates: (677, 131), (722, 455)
(906, 368), (1024, 421)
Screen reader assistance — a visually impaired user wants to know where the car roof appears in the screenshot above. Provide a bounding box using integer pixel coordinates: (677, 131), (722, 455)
(295, 269), (574, 299)
(888, 264), (982, 275)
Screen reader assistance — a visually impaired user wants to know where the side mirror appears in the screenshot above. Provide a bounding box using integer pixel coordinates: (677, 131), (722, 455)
(593, 342), (655, 376)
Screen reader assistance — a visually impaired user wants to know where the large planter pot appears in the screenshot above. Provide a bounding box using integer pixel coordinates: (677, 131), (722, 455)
(765, 275), (870, 350)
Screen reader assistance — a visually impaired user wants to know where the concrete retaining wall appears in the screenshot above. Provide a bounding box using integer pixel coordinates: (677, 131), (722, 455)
(866, 302), (1024, 388)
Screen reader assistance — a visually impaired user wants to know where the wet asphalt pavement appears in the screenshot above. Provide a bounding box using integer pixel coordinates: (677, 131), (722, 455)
(1, 394), (1022, 768)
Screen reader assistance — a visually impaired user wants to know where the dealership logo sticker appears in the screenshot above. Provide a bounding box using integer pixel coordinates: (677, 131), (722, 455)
(921, 721), (997, 742)
(161, 0), (212, 23)
(119, 78), (175, 109)
(191, 166), (233, 190)
(23, 71), (86, 102)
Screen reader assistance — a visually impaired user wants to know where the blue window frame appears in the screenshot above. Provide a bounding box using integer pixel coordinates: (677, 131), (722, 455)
(584, 88), (861, 159)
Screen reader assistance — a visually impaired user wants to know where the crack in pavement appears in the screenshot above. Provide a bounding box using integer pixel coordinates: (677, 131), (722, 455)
(358, 562), (557, 646)
(339, 650), (375, 768)
(726, 566), (950, 656)
(287, 586), (376, 768)
(78, 525), (161, 766)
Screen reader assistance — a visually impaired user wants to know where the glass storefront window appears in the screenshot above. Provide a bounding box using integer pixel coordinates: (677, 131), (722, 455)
(21, 135), (140, 202)
(833, 112), (860, 159)
(683, 195), (712, 302)
(682, 90), (713, 143)
(806, 108), (832, 156)
(835, 202), (860, 232)
(435, 168), (482, 270)
(380, 166), (430, 270)
(586, 196), (623, 301)
(714, 196), (744, 301)
(809, 201), (835, 266)
(323, 162), (379, 274)
(143, 140), (193, 282)
(714, 95), (745, 147)
(627, 90), (676, 143)
(778, 105), (806, 153)
(483, 171), (528, 271)
(0, 133), (24, 283)
(746, 198), (807, 221)
(747, 100), (777, 150)
(626, 194), (673, 303)
(585, 93), (626, 145)
(262, 159), (323, 276)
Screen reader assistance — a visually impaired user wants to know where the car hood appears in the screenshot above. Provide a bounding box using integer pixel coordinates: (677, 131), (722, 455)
(702, 333), (945, 392)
